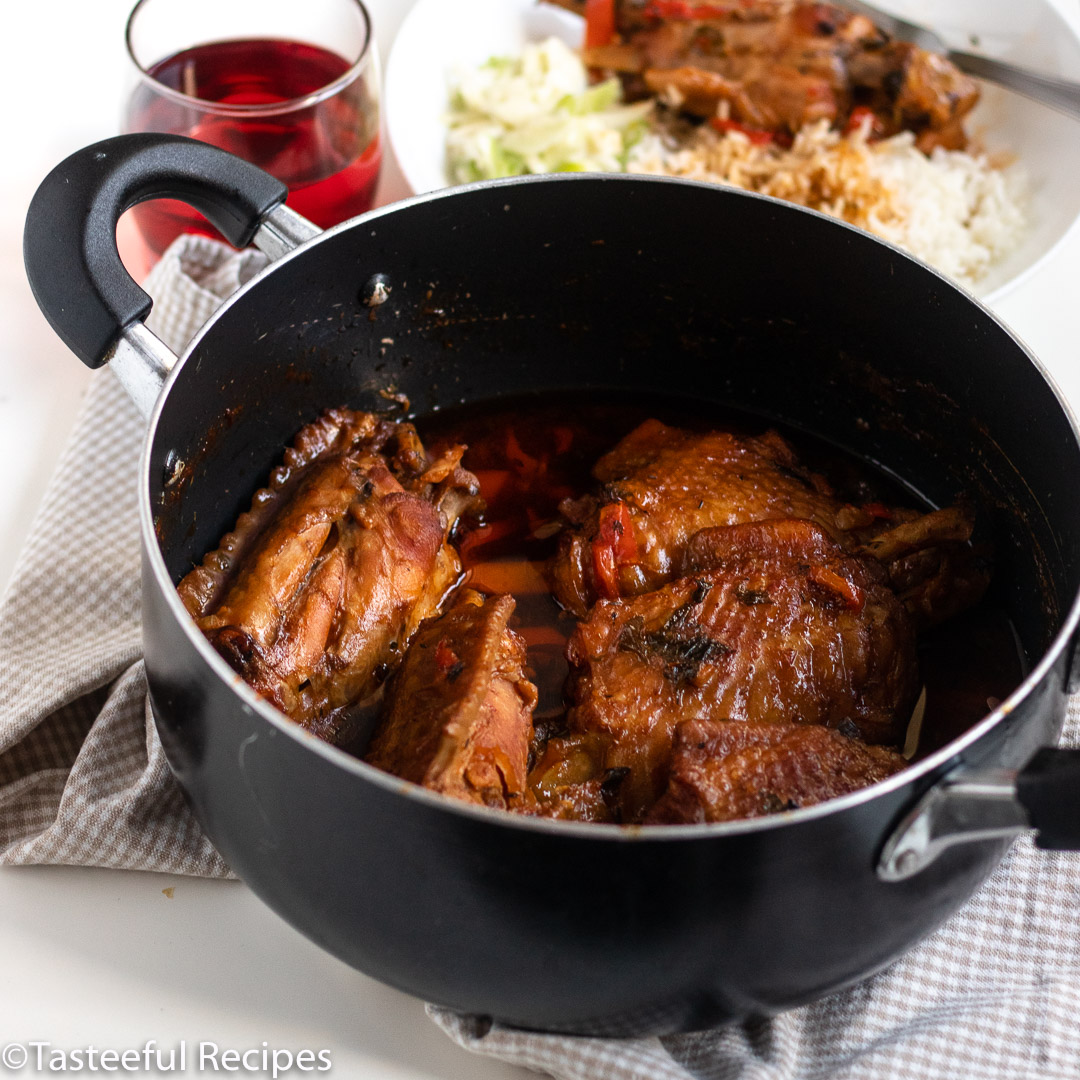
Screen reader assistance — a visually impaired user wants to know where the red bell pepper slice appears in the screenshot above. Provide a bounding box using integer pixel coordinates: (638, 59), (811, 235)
(585, 0), (617, 48)
(709, 117), (776, 146)
(844, 106), (885, 139)
(458, 518), (520, 560)
(591, 502), (638, 600)
(861, 501), (893, 521)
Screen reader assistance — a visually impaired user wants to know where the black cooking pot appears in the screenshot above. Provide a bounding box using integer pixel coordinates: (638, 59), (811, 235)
(24, 134), (1080, 1036)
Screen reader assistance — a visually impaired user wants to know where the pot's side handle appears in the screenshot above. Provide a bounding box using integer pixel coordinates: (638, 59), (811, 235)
(23, 133), (320, 413)
(1016, 748), (1080, 849)
(878, 749), (1080, 881)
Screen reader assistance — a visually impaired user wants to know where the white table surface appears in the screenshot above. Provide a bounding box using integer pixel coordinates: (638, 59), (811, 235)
(1, 2), (1078, 1076)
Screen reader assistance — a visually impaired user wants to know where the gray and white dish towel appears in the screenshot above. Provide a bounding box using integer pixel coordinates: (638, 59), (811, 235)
(2, 234), (1078, 1080)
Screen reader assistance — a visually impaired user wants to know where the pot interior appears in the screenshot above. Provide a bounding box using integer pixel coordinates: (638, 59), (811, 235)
(149, 176), (1080, 682)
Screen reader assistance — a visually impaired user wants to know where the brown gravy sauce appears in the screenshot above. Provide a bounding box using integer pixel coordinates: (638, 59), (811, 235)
(422, 391), (1026, 761)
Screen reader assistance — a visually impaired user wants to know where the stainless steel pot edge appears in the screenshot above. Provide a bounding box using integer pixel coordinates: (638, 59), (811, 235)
(130, 173), (1080, 848)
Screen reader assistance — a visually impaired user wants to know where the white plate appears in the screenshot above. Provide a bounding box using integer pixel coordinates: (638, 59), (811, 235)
(385, 0), (1080, 303)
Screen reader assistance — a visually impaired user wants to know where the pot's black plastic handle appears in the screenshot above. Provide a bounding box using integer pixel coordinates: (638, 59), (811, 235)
(23, 133), (288, 370)
(1017, 748), (1080, 850)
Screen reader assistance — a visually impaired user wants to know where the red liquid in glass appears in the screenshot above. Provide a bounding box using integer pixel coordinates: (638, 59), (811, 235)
(125, 38), (381, 258)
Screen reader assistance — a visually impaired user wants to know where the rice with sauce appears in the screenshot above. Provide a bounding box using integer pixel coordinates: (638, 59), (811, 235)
(446, 37), (1027, 289)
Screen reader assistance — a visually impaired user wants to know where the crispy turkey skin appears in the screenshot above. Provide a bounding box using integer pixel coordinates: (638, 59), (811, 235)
(646, 719), (907, 825)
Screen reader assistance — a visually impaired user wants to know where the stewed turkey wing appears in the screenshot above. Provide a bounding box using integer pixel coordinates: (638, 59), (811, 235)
(177, 408), (480, 736)
(365, 590), (538, 809)
(550, 420), (988, 629)
(646, 718), (907, 825)
(550, 420), (846, 615)
(546, 519), (917, 822)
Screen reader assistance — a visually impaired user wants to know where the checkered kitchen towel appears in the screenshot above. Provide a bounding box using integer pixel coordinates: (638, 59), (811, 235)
(0, 235), (262, 877)
(3, 234), (1080, 1079)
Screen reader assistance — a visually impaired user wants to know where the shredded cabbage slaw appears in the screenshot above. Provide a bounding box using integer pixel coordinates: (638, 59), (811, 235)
(446, 37), (652, 182)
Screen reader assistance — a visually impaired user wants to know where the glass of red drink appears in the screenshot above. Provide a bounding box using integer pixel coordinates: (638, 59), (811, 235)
(123, 0), (381, 263)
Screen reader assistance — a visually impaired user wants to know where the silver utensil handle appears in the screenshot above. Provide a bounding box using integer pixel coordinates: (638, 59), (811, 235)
(949, 50), (1080, 121)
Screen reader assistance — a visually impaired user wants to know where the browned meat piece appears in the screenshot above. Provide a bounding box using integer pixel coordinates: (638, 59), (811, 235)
(554, 519), (918, 822)
(568, 0), (979, 147)
(550, 419), (989, 628)
(549, 420), (849, 615)
(646, 718), (907, 824)
(177, 409), (480, 736)
(848, 43), (979, 152)
(643, 63), (842, 131)
(526, 730), (621, 823)
(639, 15), (849, 134)
(365, 591), (538, 809)
(861, 506), (992, 628)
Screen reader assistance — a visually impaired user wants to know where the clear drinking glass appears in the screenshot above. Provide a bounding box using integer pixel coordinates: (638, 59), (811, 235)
(123, 0), (381, 264)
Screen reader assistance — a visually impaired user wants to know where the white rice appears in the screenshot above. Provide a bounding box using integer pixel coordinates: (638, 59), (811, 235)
(866, 136), (1027, 286)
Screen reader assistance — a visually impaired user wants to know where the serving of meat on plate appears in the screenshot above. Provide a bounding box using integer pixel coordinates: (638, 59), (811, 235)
(581, 0), (979, 151)
(178, 397), (1001, 826)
